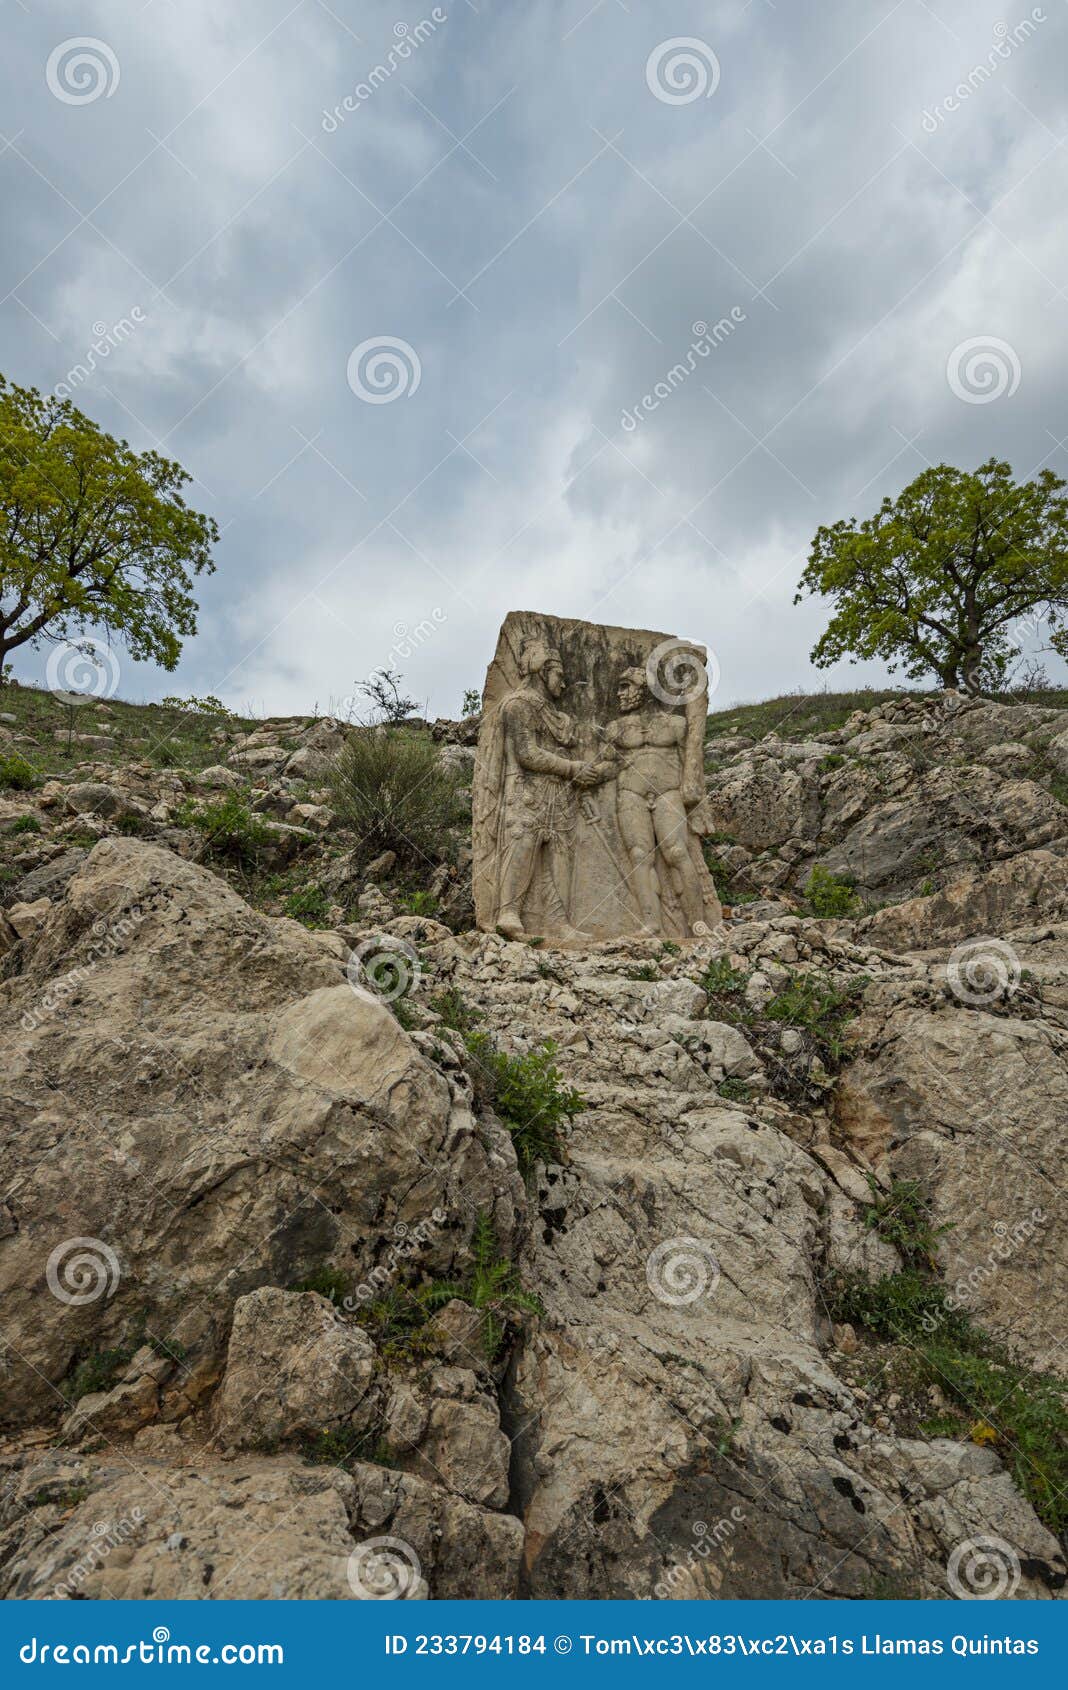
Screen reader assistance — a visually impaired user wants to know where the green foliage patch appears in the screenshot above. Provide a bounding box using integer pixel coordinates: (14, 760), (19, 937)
(464, 1032), (584, 1174)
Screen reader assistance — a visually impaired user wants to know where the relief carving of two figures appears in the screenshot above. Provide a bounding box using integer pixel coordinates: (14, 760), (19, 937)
(474, 625), (723, 942)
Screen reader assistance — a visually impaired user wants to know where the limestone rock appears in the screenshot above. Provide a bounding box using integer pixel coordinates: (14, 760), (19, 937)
(473, 612), (720, 940)
(0, 1451), (521, 1599)
(0, 840), (520, 1428)
(213, 1288), (377, 1448)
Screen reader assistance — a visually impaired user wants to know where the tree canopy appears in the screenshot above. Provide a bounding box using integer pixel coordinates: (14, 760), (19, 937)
(795, 459), (1068, 693)
(1, 376), (217, 678)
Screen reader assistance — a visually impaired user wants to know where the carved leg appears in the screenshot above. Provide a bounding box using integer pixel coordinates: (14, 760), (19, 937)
(655, 793), (710, 936)
(544, 836), (588, 941)
(618, 790), (661, 935)
(495, 831), (539, 938)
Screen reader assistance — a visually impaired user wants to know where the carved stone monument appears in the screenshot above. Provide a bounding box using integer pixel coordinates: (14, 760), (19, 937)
(473, 612), (723, 941)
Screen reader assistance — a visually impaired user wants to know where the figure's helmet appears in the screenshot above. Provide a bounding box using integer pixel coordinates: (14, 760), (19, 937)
(519, 638), (563, 678)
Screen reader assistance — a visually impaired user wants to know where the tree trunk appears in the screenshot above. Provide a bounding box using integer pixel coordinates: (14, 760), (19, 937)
(961, 645), (983, 696)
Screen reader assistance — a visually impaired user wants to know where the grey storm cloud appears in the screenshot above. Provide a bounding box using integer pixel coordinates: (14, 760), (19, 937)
(2, 0), (1066, 715)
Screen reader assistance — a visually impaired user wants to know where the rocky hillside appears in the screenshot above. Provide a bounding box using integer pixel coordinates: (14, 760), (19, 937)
(0, 684), (1065, 1600)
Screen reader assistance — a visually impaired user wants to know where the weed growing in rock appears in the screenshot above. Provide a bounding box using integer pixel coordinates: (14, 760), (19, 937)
(397, 889), (439, 916)
(175, 793), (273, 867)
(464, 1032), (584, 1174)
(8, 814), (40, 833)
(764, 970), (867, 1066)
(716, 1077), (751, 1103)
(291, 1266), (351, 1304)
(626, 962), (660, 981)
(419, 1213), (544, 1360)
(0, 752), (36, 791)
(429, 987), (482, 1032)
(803, 865), (860, 918)
(827, 1269), (1068, 1531)
(863, 1176), (952, 1269)
(283, 884), (331, 927)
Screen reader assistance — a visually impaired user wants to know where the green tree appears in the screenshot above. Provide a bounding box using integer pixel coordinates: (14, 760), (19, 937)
(795, 460), (1068, 694)
(0, 377), (217, 677)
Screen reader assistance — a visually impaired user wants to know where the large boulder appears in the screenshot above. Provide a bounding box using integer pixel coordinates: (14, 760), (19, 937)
(816, 769), (1066, 898)
(0, 840), (520, 1428)
(0, 1447), (523, 1599)
(836, 995), (1068, 1374)
(212, 1288), (377, 1449)
(861, 851), (1068, 952)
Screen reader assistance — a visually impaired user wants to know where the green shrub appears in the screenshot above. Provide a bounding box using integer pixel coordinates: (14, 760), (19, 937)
(827, 1269), (972, 1346)
(0, 752), (36, 791)
(397, 889), (439, 916)
(8, 813), (41, 834)
(429, 987), (481, 1032)
(716, 1077), (751, 1102)
(464, 1032), (584, 1174)
(283, 884), (331, 926)
(161, 693), (235, 718)
(863, 1176), (952, 1269)
(291, 1265), (351, 1304)
(62, 1346), (134, 1402)
(175, 793), (273, 866)
(419, 1213), (544, 1359)
(803, 865), (860, 917)
(700, 956), (748, 997)
(328, 727), (467, 867)
(765, 970), (866, 1065)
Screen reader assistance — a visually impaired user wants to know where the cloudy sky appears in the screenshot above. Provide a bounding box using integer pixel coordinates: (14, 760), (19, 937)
(3, 0), (1067, 716)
